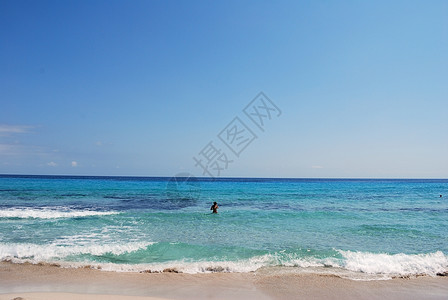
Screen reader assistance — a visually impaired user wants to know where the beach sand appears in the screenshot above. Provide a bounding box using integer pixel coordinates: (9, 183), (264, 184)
(1, 262), (447, 300)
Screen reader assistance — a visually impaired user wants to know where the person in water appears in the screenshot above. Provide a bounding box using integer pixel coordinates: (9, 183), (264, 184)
(210, 202), (218, 213)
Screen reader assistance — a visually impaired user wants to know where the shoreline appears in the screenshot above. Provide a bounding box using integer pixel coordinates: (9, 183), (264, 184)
(0, 294), (166, 300)
(1, 262), (448, 300)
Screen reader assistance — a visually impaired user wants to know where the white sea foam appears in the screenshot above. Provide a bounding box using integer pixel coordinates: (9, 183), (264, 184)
(158, 251), (447, 278)
(1, 242), (446, 280)
(64, 256), (274, 274)
(339, 250), (448, 278)
(0, 207), (119, 219)
(55, 251), (448, 278)
(77, 258), (267, 274)
(0, 242), (152, 262)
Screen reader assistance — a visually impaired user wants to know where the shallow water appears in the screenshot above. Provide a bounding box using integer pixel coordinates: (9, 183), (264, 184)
(1, 175), (447, 279)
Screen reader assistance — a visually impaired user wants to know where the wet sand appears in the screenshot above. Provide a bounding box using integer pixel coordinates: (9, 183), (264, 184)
(1, 262), (447, 300)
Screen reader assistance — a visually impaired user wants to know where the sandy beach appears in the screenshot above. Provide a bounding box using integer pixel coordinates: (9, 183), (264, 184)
(3, 0), (448, 298)
(1, 262), (447, 300)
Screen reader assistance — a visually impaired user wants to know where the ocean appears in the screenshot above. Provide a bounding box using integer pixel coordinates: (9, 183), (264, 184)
(0, 175), (447, 280)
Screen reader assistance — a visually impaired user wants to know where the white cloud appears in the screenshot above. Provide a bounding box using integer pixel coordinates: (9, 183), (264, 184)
(0, 144), (24, 155)
(0, 143), (48, 156)
(0, 125), (33, 135)
(0, 144), (14, 153)
(47, 161), (57, 167)
(71, 161), (78, 167)
(311, 165), (324, 169)
(0, 126), (43, 157)
(95, 141), (113, 147)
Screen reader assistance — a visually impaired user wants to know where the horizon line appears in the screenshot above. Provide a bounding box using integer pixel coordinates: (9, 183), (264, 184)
(0, 174), (447, 181)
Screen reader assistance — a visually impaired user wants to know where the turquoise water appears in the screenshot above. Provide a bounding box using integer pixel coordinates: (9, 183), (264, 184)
(1, 175), (447, 279)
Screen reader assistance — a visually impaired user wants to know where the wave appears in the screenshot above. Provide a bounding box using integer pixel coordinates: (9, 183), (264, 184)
(0, 207), (120, 219)
(1, 241), (446, 280)
(0, 242), (152, 261)
(339, 250), (448, 277)
(260, 250), (448, 279)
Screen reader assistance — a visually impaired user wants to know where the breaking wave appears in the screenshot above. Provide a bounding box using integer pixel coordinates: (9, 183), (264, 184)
(1, 241), (446, 280)
(0, 207), (119, 219)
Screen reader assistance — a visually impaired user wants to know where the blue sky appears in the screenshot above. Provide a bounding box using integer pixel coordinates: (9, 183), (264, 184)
(1, 0), (447, 178)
